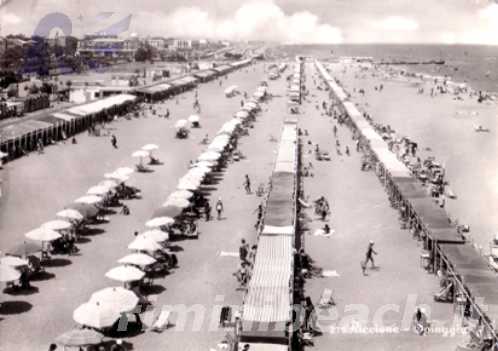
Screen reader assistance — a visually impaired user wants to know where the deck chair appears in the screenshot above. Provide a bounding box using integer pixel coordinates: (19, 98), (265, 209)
(151, 309), (171, 332)
(318, 289), (335, 308)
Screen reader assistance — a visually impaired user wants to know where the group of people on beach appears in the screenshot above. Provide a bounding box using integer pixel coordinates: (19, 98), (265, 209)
(233, 238), (258, 288)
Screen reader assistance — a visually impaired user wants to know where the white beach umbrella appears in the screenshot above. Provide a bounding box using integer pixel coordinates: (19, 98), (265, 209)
(0, 256), (29, 268)
(56, 209), (84, 221)
(55, 328), (104, 347)
(87, 185), (110, 196)
(177, 179), (199, 191)
(73, 301), (121, 329)
(198, 151), (221, 162)
(138, 229), (169, 242)
(180, 173), (203, 186)
(90, 286), (139, 313)
(235, 110), (249, 119)
(42, 220), (72, 231)
(168, 190), (194, 200)
(114, 167), (134, 177)
(246, 101), (259, 109)
(75, 195), (103, 205)
(105, 265), (145, 283)
(188, 114), (200, 123)
(128, 236), (162, 252)
(142, 144), (159, 151)
(195, 161), (216, 169)
(175, 119), (188, 129)
(99, 180), (119, 189)
(192, 165), (212, 175)
(145, 216), (175, 228)
(0, 264), (21, 282)
(104, 172), (129, 183)
(118, 253), (157, 266)
(25, 227), (62, 242)
(163, 197), (190, 209)
(131, 150), (149, 158)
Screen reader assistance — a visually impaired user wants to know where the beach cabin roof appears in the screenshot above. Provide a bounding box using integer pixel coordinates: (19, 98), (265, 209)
(66, 94), (136, 117)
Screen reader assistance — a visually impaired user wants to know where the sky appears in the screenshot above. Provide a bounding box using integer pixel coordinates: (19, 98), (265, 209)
(1, 0), (498, 44)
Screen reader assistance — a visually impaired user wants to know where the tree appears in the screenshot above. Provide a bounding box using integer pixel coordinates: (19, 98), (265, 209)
(135, 44), (154, 62)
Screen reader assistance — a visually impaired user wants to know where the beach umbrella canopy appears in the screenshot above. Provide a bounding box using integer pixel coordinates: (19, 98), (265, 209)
(66, 203), (99, 219)
(105, 265), (145, 283)
(195, 160), (216, 169)
(235, 110), (249, 119)
(55, 328), (104, 347)
(90, 286), (139, 313)
(131, 150), (149, 158)
(198, 151), (221, 162)
(138, 229), (169, 242)
(56, 209), (84, 221)
(246, 101), (259, 110)
(177, 179), (199, 191)
(104, 172), (129, 183)
(0, 264), (21, 282)
(25, 227), (62, 242)
(168, 190), (194, 200)
(153, 205), (183, 219)
(87, 185), (110, 196)
(175, 119), (188, 129)
(163, 197), (190, 209)
(118, 253), (157, 266)
(0, 256), (29, 267)
(75, 195), (102, 205)
(145, 216), (175, 228)
(114, 167), (134, 176)
(73, 301), (121, 329)
(7, 241), (43, 256)
(128, 236), (162, 252)
(42, 220), (72, 231)
(188, 114), (200, 123)
(142, 144), (159, 151)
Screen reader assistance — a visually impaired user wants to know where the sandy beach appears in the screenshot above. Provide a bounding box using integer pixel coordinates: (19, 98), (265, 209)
(0, 62), (291, 350)
(326, 61), (498, 251)
(0, 58), (491, 350)
(295, 62), (467, 350)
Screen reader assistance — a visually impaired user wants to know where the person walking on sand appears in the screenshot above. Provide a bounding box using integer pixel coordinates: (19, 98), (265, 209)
(215, 197), (224, 220)
(111, 134), (118, 149)
(362, 240), (378, 275)
(239, 239), (250, 264)
(204, 201), (211, 221)
(244, 174), (251, 194)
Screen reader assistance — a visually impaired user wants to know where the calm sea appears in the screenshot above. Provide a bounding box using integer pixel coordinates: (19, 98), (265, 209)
(279, 44), (498, 93)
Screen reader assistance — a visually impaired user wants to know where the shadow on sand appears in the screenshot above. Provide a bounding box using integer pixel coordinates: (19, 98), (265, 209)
(0, 301), (33, 315)
(3, 285), (39, 296)
(142, 284), (166, 295)
(42, 257), (72, 268)
(81, 227), (106, 236)
(30, 271), (56, 281)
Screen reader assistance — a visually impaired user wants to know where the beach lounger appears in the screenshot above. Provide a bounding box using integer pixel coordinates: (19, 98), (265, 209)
(151, 309), (171, 332)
